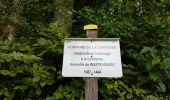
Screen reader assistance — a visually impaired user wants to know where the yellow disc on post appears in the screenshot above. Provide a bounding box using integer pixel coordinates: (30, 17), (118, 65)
(84, 24), (98, 30)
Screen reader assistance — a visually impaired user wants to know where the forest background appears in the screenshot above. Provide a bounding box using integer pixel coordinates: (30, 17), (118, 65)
(0, 0), (170, 100)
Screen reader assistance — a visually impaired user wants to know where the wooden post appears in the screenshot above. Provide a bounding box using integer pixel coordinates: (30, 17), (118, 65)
(84, 24), (98, 100)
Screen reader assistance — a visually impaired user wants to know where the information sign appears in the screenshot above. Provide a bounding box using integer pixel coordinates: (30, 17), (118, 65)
(62, 38), (122, 77)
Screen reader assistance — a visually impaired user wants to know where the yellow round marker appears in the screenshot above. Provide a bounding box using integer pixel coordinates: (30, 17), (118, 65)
(84, 24), (98, 30)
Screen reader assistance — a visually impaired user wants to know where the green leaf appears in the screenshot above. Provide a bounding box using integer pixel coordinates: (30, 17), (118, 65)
(46, 97), (55, 100)
(0, 90), (3, 95)
(4, 90), (9, 96)
(152, 57), (160, 66)
(105, 83), (114, 90)
(126, 94), (132, 99)
(71, 98), (75, 100)
(137, 76), (149, 86)
(10, 72), (16, 77)
(33, 76), (40, 83)
(146, 62), (152, 71)
(146, 95), (160, 100)
(141, 47), (150, 54)
(40, 82), (46, 87)
(164, 58), (170, 70)
(123, 69), (138, 75)
(158, 80), (166, 92)
(149, 71), (161, 81)
(54, 92), (63, 99)
(150, 48), (157, 58)
(38, 38), (48, 45)
(14, 85), (28, 90)
(36, 88), (41, 95)
(80, 96), (84, 100)
(22, 78), (32, 85)
(0, 70), (11, 76)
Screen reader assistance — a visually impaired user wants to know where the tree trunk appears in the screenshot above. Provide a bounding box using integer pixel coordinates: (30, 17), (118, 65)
(0, 1), (6, 39)
(55, 0), (74, 34)
(0, 0), (23, 42)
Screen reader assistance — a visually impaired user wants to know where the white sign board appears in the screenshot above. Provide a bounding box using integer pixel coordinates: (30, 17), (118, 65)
(62, 38), (122, 77)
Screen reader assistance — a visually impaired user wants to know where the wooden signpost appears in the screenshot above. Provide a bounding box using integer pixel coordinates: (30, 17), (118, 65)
(62, 24), (122, 100)
(84, 24), (98, 100)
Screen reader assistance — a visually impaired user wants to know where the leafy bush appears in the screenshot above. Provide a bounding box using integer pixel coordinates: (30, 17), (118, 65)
(0, 22), (65, 99)
(72, 0), (170, 99)
(0, 0), (170, 99)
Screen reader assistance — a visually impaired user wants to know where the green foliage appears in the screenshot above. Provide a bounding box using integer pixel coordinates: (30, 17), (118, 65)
(0, 0), (170, 99)
(0, 0), (66, 99)
(100, 79), (149, 100)
(139, 47), (169, 92)
(46, 79), (84, 100)
(72, 0), (170, 99)
(0, 42), (57, 99)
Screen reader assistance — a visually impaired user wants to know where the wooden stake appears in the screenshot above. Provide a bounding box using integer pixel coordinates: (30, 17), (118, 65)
(84, 24), (98, 100)
(85, 78), (98, 100)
